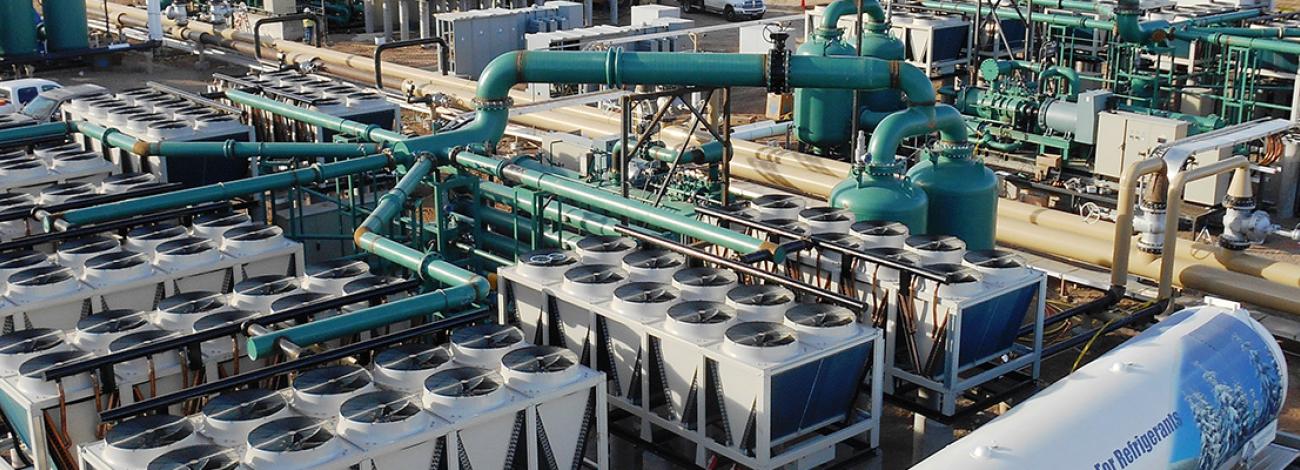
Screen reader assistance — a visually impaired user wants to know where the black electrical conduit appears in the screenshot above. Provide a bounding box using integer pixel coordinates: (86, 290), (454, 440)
(374, 37), (449, 90)
(43, 279), (421, 381)
(0, 200), (239, 253)
(99, 305), (489, 422)
(1041, 299), (1170, 358)
(0, 182), (184, 224)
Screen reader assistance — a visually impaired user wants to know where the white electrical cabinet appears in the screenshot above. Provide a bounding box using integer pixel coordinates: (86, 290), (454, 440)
(1094, 111), (1233, 205)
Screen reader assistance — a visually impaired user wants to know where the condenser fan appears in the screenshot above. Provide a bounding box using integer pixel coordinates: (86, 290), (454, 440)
(86, 251), (148, 271)
(78, 309), (149, 334)
(159, 292), (226, 315)
(202, 388), (288, 422)
(624, 249), (684, 269)
(452, 324), (524, 350)
(0, 150), (33, 163)
(0, 250), (48, 270)
(110, 330), (177, 353)
(271, 293), (332, 313)
(57, 236), (118, 256)
(503, 346), (577, 374)
(19, 350), (90, 378)
(767, 218), (809, 235)
(725, 322), (797, 348)
(675, 268), (737, 286)
(786, 304), (855, 328)
(224, 224), (282, 242)
(521, 248), (577, 267)
(668, 301), (735, 324)
(425, 367), (503, 398)
(0, 194), (35, 218)
(102, 172), (157, 189)
(818, 233), (864, 250)
(193, 212), (250, 229)
(128, 223), (188, 241)
(578, 235), (635, 253)
(864, 247), (921, 265)
(147, 444), (240, 470)
(249, 417), (334, 452)
(293, 365), (372, 395)
(615, 283), (678, 304)
(564, 265), (625, 284)
(800, 207), (852, 223)
(41, 182), (96, 199)
(157, 238), (217, 257)
(0, 328), (62, 355)
(375, 344), (452, 371)
(341, 390), (422, 424)
(906, 234), (965, 252)
(306, 259), (368, 279)
(964, 250), (1025, 269)
(236, 275), (298, 296)
(752, 194), (800, 210)
(929, 263), (980, 284)
(10, 265), (74, 287)
(192, 309), (258, 332)
(728, 285), (793, 306)
(106, 415), (195, 451)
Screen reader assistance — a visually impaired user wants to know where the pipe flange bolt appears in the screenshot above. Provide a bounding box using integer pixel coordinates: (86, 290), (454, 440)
(473, 97), (513, 111)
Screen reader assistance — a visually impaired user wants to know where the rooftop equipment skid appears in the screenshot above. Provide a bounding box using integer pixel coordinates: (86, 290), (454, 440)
(497, 235), (883, 469)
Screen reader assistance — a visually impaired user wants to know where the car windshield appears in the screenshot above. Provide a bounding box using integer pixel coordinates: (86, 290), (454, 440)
(20, 96), (58, 119)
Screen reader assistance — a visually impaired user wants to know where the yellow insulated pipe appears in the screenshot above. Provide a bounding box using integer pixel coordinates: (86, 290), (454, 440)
(998, 219), (1300, 314)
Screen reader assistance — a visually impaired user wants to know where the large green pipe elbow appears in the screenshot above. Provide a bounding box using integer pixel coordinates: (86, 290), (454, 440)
(245, 283), (477, 359)
(1114, 0), (1169, 44)
(820, 0), (888, 35)
(867, 105), (968, 167)
(224, 89), (408, 145)
(57, 155), (391, 226)
(356, 156), (435, 235)
(1038, 66), (1080, 100)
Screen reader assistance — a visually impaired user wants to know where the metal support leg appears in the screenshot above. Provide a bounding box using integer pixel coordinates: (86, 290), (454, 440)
(399, 0), (411, 40)
(418, 0), (430, 38)
(383, 0), (395, 40)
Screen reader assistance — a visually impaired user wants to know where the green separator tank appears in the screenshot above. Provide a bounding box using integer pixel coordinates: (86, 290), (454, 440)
(793, 32), (857, 155)
(857, 32), (907, 123)
(42, 0), (89, 53)
(829, 166), (929, 233)
(0, 0), (40, 57)
(907, 145), (998, 250)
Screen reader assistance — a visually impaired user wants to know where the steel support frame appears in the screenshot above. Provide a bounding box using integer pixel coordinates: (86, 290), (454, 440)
(617, 86), (732, 207)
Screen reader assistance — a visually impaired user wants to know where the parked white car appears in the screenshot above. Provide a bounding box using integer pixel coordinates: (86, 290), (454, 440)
(680, 0), (764, 21)
(0, 79), (61, 115)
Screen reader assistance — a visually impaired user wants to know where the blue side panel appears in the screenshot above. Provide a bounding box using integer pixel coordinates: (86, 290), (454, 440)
(954, 283), (1039, 371)
(770, 343), (872, 440)
(164, 130), (251, 188)
(931, 25), (970, 62)
(0, 392), (31, 449)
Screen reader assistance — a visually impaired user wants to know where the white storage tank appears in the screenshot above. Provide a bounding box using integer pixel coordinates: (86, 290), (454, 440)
(916, 302), (1287, 470)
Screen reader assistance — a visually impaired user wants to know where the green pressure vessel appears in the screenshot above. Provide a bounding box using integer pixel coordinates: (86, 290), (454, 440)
(793, 32), (857, 155)
(906, 146), (998, 250)
(42, 0), (89, 53)
(857, 32), (907, 120)
(0, 0), (40, 57)
(829, 168), (929, 234)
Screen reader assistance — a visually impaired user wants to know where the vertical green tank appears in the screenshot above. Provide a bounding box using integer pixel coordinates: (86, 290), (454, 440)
(857, 32), (907, 125)
(906, 145), (998, 250)
(0, 0), (40, 57)
(42, 0), (89, 53)
(793, 31), (857, 155)
(829, 167), (929, 233)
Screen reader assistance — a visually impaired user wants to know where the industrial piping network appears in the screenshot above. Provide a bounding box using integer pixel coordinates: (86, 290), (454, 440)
(80, 0), (1300, 319)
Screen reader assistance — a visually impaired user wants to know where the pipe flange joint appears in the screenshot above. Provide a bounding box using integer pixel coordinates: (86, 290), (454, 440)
(473, 96), (513, 111)
(1223, 195), (1255, 210)
(767, 48), (791, 94)
(935, 141), (974, 159)
(867, 162), (902, 176)
(1217, 236), (1250, 251)
(1140, 199), (1166, 212)
(1136, 241), (1163, 255)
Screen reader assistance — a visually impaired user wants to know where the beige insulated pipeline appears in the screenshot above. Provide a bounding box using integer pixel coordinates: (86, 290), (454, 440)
(94, 2), (1300, 306)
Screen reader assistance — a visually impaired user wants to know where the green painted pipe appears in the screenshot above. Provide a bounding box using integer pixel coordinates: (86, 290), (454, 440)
(245, 283), (478, 359)
(922, 1), (1113, 31)
(1193, 27), (1300, 38)
(1038, 66), (1080, 101)
(458, 151), (779, 258)
(1115, 0), (1170, 44)
(1175, 29), (1300, 55)
(0, 121), (76, 143)
(820, 0), (888, 35)
(58, 155), (392, 226)
(477, 207), (583, 248)
(75, 121), (381, 158)
(401, 50), (934, 160)
(1025, 0), (1109, 15)
(224, 89), (408, 145)
(615, 140), (724, 164)
(867, 105), (969, 168)
(479, 181), (621, 236)
(358, 157), (436, 234)
(1171, 10), (1263, 28)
